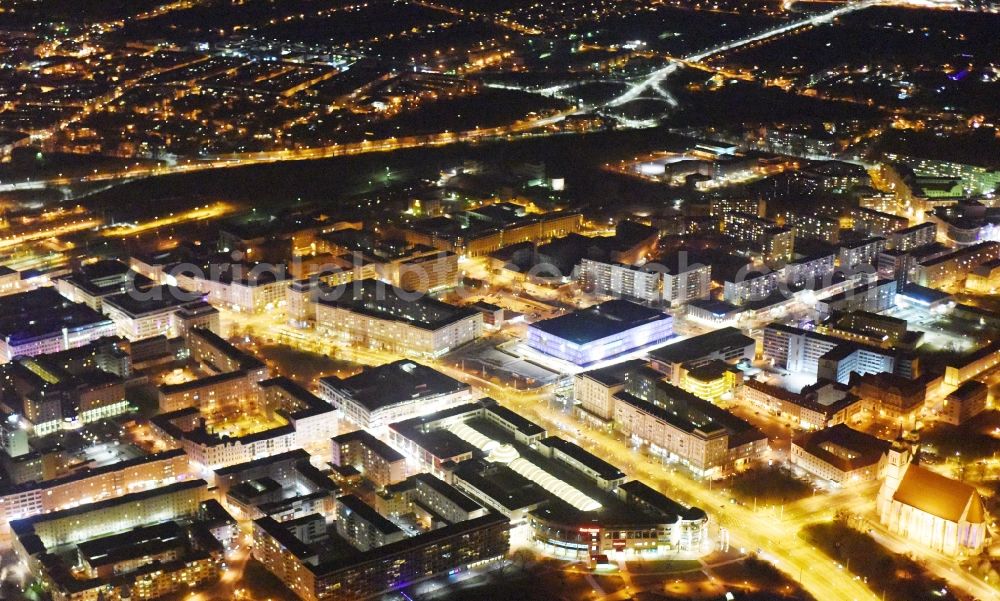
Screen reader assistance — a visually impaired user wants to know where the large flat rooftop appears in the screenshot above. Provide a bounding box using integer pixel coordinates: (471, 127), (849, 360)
(579, 359), (648, 387)
(317, 278), (478, 331)
(529, 299), (669, 345)
(649, 326), (754, 364)
(102, 285), (197, 317)
(320, 360), (468, 413)
(0, 288), (112, 345)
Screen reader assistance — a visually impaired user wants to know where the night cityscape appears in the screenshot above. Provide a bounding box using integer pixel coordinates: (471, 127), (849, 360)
(1, 1), (1000, 600)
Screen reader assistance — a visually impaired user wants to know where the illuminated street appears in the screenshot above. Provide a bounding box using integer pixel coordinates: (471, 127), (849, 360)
(3, 2), (1000, 601)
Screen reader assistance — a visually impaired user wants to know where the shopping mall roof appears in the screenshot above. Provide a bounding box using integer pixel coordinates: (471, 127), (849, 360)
(529, 299), (669, 345)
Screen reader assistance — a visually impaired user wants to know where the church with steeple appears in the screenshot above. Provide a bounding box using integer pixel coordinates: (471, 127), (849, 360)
(877, 438), (988, 556)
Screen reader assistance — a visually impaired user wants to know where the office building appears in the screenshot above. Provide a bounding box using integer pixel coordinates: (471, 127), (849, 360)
(0, 288), (117, 362)
(762, 323), (898, 384)
(319, 360), (471, 430)
(314, 278), (482, 358)
(648, 327), (756, 385)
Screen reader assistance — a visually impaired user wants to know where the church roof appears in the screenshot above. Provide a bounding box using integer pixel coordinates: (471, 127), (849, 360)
(893, 464), (985, 524)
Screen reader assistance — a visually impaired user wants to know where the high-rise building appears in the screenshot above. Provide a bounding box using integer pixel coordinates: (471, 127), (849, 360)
(722, 212), (794, 264)
(837, 237), (886, 271)
(579, 259), (663, 305)
(911, 241), (1000, 288)
(786, 213), (840, 244)
(850, 207), (909, 237)
(887, 222), (936, 251)
(762, 323), (899, 384)
(815, 278), (897, 315)
(661, 252), (712, 306)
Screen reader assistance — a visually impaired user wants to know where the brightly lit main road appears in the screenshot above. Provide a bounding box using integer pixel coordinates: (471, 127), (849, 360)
(0, 111), (575, 195)
(605, 0), (879, 108)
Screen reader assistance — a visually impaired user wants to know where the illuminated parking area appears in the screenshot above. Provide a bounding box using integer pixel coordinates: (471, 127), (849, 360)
(446, 422), (602, 512)
(887, 303), (977, 354)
